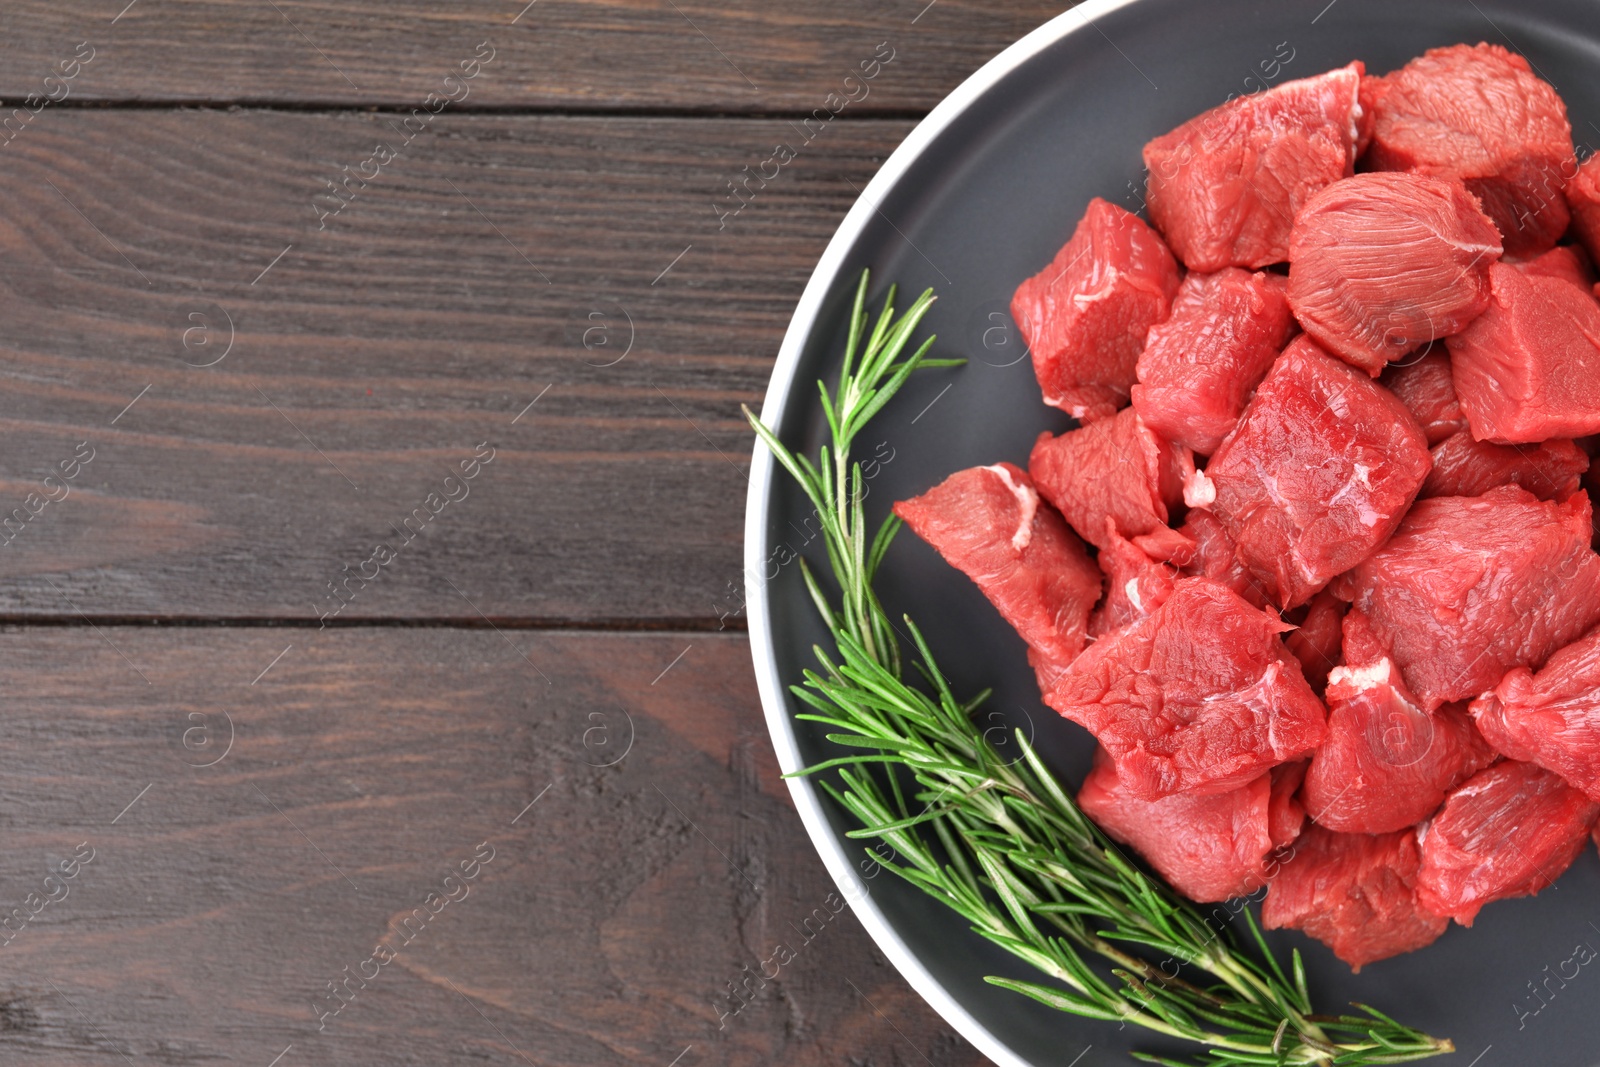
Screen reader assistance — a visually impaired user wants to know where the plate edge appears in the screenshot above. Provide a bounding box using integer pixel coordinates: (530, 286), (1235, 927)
(742, 4), (1147, 1065)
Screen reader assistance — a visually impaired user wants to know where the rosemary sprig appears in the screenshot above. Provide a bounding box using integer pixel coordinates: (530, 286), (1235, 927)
(745, 271), (1453, 1067)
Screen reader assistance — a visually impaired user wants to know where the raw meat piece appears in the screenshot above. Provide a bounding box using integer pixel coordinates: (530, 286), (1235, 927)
(1420, 431), (1587, 501)
(1287, 172), (1501, 374)
(1381, 350), (1466, 445)
(1334, 486), (1600, 710)
(1027, 646), (1072, 700)
(1043, 577), (1328, 799)
(1078, 748), (1275, 902)
(1087, 522), (1177, 637)
(1011, 198), (1181, 421)
(893, 464), (1101, 665)
(1285, 590), (1345, 693)
(1263, 825), (1448, 970)
(1472, 626), (1600, 801)
(1416, 760), (1599, 926)
(1269, 760), (1308, 849)
(1132, 268), (1297, 453)
(1363, 44), (1575, 256)
(1144, 62), (1365, 271)
(1206, 335), (1432, 608)
(1446, 263), (1600, 443)
(1177, 508), (1271, 609)
(1339, 606), (1390, 668)
(1029, 406), (1194, 559)
(1567, 154), (1600, 263)
(1301, 646), (1495, 834)
(1513, 245), (1596, 290)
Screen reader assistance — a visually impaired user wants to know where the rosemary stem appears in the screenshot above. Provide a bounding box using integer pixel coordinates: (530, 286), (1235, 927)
(747, 270), (1452, 1067)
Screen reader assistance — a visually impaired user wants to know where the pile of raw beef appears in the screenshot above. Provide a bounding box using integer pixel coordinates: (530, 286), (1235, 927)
(893, 44), (1600, 970)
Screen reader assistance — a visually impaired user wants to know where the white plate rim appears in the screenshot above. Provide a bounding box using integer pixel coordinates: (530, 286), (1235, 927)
(743, 5), (1145, 1064)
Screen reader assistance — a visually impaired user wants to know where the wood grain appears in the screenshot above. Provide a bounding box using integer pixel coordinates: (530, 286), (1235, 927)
(0, 626), (980, 1066)
(0, 1), (1061, 111)
(0, 109), (917, 622)
(0, 4), (1048, 1063)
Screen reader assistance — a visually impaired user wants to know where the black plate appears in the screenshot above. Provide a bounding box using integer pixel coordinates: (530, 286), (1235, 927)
(747, 3), (1600, 1063)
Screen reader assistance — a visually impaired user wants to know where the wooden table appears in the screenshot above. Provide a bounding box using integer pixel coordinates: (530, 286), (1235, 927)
(0, 3), (1065, 1063)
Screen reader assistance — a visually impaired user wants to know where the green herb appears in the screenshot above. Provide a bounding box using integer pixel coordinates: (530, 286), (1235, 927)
(744, 271), (1453, 1066)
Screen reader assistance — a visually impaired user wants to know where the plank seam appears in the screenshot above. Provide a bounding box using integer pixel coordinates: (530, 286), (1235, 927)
(0, 615), (749, 632)
(10, 98), (931, 120)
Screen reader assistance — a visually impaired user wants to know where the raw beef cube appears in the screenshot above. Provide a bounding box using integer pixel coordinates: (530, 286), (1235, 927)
(1144, 62), (1365, 271)
(1416, 761), (1599, 926)
(1472, 626), (1600, 801)
(1420, 431), (1588, 501)
(1178, 508), (1271, 609)
(1011, 198), (1181, 421)
(1043, 577), (1328, 799)
(1206, 335), (1432, 609)
(1566, 154), (1600, 263)
(1088, 522), (1177, 637)
(1381, 350), (1466, 445)
(1338, 605), (1391, 668)
(1446, 263), (1600, 443)
(1269, 760), (1309, 849)
(893, 464), (1101, 665)
(1027, 646), (1072, 700)
(1513, 244), (1596, 290)
(1029, 406), (1193, 559)
(1078, 748), (1275, 902)
(1302, 642), (1495, 834)
(1132, 268), (1297, 453)
(1263, 825), (1448, 971)
(1334, 486), (1600, 710)
(1363, 44), (1575, 256)
(1287, 172), (1501, 375)
(1284, 590), (1346, 693)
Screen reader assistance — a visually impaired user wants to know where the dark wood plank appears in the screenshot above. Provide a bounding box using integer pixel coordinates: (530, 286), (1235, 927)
(0, 109), (917, 621)
(0, 627), (981, 1065)
(0, 1), (1061, 111)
